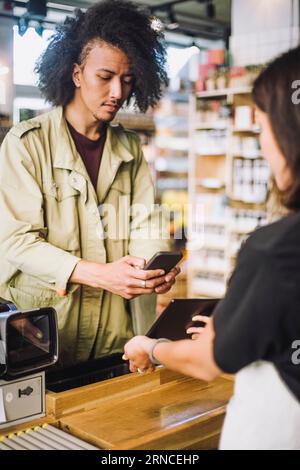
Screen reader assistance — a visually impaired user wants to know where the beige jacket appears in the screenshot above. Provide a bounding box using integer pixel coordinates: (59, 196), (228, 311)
(0, 107), (169, 365)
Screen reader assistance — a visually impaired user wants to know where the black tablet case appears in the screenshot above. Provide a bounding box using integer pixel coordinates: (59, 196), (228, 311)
(146, 298), (220, 341)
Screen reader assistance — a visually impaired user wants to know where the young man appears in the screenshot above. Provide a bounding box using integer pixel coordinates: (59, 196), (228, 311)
(0, 0), (179, 366)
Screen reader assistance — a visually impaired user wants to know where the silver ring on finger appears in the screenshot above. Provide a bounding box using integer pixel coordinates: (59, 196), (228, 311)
(141, 280), (146, 289)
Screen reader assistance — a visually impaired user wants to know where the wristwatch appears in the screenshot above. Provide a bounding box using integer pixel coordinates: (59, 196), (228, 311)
(149, 338), (171, 366)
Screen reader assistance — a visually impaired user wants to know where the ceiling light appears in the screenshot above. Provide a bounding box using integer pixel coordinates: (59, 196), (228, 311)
(151, 16), (164, 33)
(35, 22), (44, 37)
(18, 17), (29, 37)
(0, 65), (9, 76)
(167, 7), (179, 30)
(190, 41), (204, 52)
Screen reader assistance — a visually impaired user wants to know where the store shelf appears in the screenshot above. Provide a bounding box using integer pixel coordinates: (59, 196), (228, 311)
(193, 122), (227, 130)
(190, 284), (226, 299)
(196, 178), (226, 190)
(233, 127), (260, 134)
(195, 153), (226, 157)
(232, 154), (263, 160)
(188, 88), (268, 298)
(189, 265), (227, 276)
(113, 112), (155, 133)
(156, 178), (188, 191)
(203, 219), (228, 227)
(0, 125), (11, 144)
(187, 241), (227, 251)
(229, 227), (255, 235)
(153, 92), (190, 235)
(228, 196), (267, 207)
(196, 86), (253, 99)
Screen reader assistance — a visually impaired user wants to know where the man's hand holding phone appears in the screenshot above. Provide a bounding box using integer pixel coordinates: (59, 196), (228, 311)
(70, 251), (182, 299)
(152, 266), (180, 294)
(144, 251), (182, 295)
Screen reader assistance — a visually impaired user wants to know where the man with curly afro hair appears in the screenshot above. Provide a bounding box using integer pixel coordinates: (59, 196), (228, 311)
(0, 0), (180, 367)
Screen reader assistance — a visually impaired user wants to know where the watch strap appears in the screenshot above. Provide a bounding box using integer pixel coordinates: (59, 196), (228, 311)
(149, 338), (171, 366)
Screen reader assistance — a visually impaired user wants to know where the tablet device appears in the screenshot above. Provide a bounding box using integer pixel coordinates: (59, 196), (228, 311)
(146, 298), (220, 341)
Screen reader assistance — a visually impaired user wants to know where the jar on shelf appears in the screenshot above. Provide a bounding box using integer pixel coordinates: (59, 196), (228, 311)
(205, 69), (216, 91)
(216, 67), (228, 89)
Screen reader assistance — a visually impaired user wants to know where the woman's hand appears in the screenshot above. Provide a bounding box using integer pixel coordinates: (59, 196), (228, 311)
(186, 315), (214, 340)
(154, 266), (181, 294)
(70, 256), (167, 299)
(123, 335), (156, 373)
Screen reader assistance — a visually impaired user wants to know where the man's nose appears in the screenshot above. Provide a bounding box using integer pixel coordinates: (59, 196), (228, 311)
(110, 77), (122, 101)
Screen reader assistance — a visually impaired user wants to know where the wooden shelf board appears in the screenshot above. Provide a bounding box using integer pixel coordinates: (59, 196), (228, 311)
(232, 127), (260, 134)
(196, 87), (253, 98)
(195, 153), (226, 157)
(190, 288), (226, 298)
(193, 123), (227, 130)
(232, 154), (263, 160)
(190, 266), (227, 275)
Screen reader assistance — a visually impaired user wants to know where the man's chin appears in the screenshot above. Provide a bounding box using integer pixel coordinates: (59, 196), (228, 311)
(93, 111), (118, 123)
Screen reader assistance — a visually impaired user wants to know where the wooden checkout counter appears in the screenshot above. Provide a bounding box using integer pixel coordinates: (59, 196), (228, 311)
(0, 354), (233, 450)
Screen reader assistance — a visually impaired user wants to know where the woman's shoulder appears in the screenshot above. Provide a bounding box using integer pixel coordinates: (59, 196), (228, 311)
(240, 212), (300, 279)
(247, 212), (300, 251)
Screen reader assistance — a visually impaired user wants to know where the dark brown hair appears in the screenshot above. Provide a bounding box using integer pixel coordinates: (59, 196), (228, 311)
(35, 0), (168, 113)
(252, 46), (300, 210)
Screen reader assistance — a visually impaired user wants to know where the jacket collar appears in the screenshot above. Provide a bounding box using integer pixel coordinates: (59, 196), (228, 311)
(52, 106), (134, 177)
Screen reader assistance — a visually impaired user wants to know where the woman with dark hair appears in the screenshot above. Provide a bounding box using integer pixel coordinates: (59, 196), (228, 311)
(0, 0), (180, 367)
(124, 46), (300, 449)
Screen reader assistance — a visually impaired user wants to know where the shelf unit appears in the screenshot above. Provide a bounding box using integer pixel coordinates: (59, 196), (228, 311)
(153, 93), (189, 201)
(150, 93), (190, 306)
(112, 110), (157, 186)
(113, 111), (155, 134)
(0, 126), (10, 145)
(0, 116), (12, 145)
(116, 103), (189, 307)
(187, 87), (269, 299)
(195, 86), (253, 99)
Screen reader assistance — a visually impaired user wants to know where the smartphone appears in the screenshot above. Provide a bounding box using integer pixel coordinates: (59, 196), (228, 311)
(144, 251), (183, 273)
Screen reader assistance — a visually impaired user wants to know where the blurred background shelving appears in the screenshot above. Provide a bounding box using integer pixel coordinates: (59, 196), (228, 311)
(0, 114), (12, 144)
(151, 91), (190, 312)
(187, 86), (269, 299)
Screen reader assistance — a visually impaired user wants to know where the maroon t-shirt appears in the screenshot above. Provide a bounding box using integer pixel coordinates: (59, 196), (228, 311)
(67, 121), (107, 190)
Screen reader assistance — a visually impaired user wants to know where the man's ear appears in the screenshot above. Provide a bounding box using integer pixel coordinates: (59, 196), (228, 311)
(72, 63), (82, 88)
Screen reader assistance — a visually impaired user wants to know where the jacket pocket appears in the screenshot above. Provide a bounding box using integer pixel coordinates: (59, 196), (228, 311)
(8, 276), (80, 326)
(9, 272), (79, 301)
(42, 182), (81, 252)
(9, 285), (56, 309)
